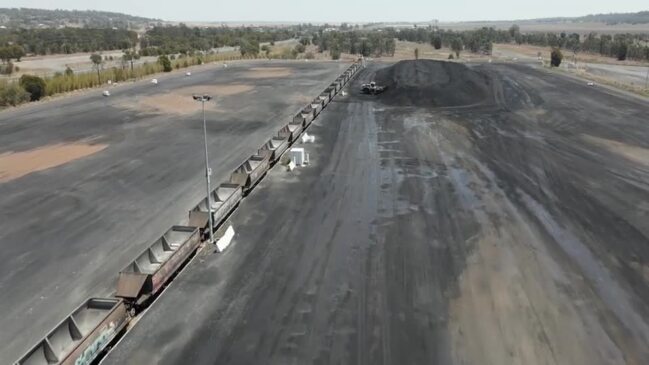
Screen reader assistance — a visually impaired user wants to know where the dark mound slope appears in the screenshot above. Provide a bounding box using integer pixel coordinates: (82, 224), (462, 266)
(374, 60), (490, 107)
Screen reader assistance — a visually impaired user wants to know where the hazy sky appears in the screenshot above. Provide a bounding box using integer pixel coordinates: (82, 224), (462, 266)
(2, 0), (648, 23)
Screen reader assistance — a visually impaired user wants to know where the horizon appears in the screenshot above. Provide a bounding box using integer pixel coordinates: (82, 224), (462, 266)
(1, 1), (648, 24)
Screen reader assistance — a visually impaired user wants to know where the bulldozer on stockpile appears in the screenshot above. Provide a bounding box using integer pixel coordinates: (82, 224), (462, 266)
(360, 81), (386, 95)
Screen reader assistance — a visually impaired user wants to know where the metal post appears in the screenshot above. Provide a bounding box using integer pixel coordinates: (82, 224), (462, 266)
(201, 97), (214, 244)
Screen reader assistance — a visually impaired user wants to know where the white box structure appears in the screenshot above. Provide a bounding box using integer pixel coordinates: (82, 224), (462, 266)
(289, 147), (306, 166)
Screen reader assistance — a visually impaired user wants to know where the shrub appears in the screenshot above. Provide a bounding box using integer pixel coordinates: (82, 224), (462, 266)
(305, 51), (315, 59)
(0, 61), (13, 75)
(0, 81), (30, 106)
(331, 48), (341, 60)
(19, 74), (47, 101)
(432, 36), (442, 50)
(158, 55), (172, 72)
(550, 48), (563, 67)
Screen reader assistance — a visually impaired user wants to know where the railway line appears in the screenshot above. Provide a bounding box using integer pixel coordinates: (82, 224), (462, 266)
(12, 61), (362, 365)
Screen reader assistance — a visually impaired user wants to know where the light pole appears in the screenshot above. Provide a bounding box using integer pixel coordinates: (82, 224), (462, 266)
(193, 94), (214, 244)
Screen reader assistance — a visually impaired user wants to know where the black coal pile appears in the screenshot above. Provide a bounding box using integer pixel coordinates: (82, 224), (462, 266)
(374, 60), (490, 107)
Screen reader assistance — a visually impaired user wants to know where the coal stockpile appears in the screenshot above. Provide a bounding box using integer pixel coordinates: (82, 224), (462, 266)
(373, 59), (490, 107)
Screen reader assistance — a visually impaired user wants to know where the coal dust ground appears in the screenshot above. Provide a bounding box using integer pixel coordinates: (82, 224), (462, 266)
(106, 60), (649, 365)
(0, 60), (348, 362)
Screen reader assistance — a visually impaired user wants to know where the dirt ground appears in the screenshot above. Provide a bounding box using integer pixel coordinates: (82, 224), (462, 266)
(243, 67), (292, 78)
(0, 142), (107, 182)
(582, 134), (649, 167)
(118, 84), (254, 115)
(494, 43), (649, 66)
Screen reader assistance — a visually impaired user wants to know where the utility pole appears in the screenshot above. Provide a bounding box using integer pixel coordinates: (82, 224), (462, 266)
(193, 94), (214, 244)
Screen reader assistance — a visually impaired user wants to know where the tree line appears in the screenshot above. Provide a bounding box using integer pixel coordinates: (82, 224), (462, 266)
(0, 27), (138, 55)
(313, 30), (396, 58)
(139, 24), (296, 56)
(0, 8), (155, 29)
(396, 25), (649, 62)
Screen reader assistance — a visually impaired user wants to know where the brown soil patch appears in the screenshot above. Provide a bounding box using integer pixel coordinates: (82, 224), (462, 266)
(583, 135), (649, 167)
(120, 84), (253, 115)
(0, 143), (107, 182)
(244, 67), (292, 78)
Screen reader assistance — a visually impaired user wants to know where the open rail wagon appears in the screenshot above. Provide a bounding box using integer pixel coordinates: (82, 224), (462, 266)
(331, 79), (342, 92)
(229, 154), (271, 193)
(279, 122), (303, 143)
(311, 98), (324, 116)
(188, 183), (243, 234)
(14, 298), (128, 365)
(115, 225), (200, 307)
(301, 104), (316, 124)
(322, 87), (335, 102)
(292, 111), (307, 127)
(259, 135), (290, 164)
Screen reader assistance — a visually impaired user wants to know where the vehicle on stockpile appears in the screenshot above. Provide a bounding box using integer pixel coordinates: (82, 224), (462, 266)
(14, 298), (129, 365)
(115, 225), (201, 311)
(361, 81), (386, 95)
(229, 153), (271, 194)
(188, 183), (243, 237)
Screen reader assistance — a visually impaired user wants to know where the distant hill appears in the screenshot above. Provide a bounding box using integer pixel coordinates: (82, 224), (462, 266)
(0, 8), (159, 29)
(522, 11), (649, 25)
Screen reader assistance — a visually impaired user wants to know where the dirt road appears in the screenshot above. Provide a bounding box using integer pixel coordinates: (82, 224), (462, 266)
(107, 60), (649, 364)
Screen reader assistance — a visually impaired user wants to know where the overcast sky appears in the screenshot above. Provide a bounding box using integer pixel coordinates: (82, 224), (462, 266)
(2, 0), (647, 23)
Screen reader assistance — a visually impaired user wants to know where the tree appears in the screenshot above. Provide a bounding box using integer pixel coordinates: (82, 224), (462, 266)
(261, 45), (271, 58)
(90, 53), (103, 83)
(299, 37), (310, 46)
(414, 47), (419, 60)
(295, 43), (306, 53)
(615, 41), (628, 61)
(330, 46), (341, 60)
(239, 39), (260, 56)
(451, 37), (463, 58)
(19, 74), (47, 101)
(10, 45), (25, 61)
(158, 55), (172, 72)
(0, 61), (14, 75)
(432, 35), (442, 50)
(508, 24), (520, 39)
(122, 49), (138, 71)
(550, 48), (563, 67)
